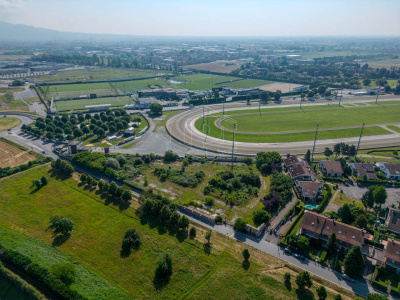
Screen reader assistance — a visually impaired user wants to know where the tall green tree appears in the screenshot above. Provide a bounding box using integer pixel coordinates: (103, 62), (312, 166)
(295, 271), (312, 291)
(305, 149), (311, 163)
(338, 203), (352, 224)
(150, 102), (163, 115)
(373, 186), (387, 206)
(343, 246), (365, 278)
(327, 233), (337, 254)
(361, 188), (375, 208)
(317, 286), (327, 299)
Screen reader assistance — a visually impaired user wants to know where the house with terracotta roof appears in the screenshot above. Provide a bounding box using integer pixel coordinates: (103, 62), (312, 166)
(387, 209), (400, 235)
(379, 163), (400, 181)
(296, 181), (324, 202)
(284, 155), (307, 170)
(299, 211), (367, 250)
(347, 163), (376, 180)
(319, 160), (344, 178)
(289, 165), (316, 181)
(385, 239), (400, 271)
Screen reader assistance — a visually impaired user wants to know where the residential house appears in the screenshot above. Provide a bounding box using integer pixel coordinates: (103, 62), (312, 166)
(379, 163), (400, 181)
(348, 163), (377, 180)
(385, 239), (400, 271)
(296, 181), (324, 202)
(319, 160), (343, 178)
(289, 165), (316, 181)
(284, 155), (308, 170)
(299, 211), (366, 250)
(387, 209), (400, 235)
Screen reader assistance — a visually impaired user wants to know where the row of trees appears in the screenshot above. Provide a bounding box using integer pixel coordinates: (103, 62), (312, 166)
(80, 173), (132, 201)
(51, 159), (74, 176)
(142, 199), (190, 230)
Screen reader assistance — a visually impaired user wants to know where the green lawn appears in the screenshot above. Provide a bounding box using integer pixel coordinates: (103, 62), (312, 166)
(36, 68), (157, 83)
(0, 164), (348, 300)
(333, 194), (363, 208)
(42, 82), (117, 99)
(151, 110), (182, 131)
(387, 125), (400, 133)
(219, 105), (400, 133)
(196, 118), (390, 143)
(115, 78), (177, 94)
(169, 74), (241, 90)
(56, 96), (130, 111)
(0, 275), (34, 300)
(0, 117), (21, 131)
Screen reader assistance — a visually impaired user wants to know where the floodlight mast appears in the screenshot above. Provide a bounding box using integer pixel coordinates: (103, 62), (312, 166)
(355, 123), (365, 160)
(311, 123), (319, 162)
(232, 122), (236, 168)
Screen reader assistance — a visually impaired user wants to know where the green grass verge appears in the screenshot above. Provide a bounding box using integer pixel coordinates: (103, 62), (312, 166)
(223, 79), (271, 89)
(0, 164), (323, 300)
(387, 125), (400, 133)
(151, 110), (182, 131)
(0, 117), (21, 131)
(0, 275), (34, 300)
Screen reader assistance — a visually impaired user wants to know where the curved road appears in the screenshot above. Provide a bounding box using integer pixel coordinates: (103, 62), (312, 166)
(167, 96), (400, 156)
(0, 111), (386, 299)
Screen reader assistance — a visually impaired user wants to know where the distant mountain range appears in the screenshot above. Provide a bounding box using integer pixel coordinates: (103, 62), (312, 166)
(0, 21), (137, 42)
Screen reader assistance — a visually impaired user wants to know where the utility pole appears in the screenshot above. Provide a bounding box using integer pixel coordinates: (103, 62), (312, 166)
(207, 112), (209, 135)
(232, 122), (236, 169)
(223, 103), (225, 115)
(376, 92), (379, 104)
(259, 100), (261, 115)
(202, 106), (205, 125)
(355, 122), (365, 160)
(311, 123), (319, 162)
(339, 90), (342, 106)
(300, 98), (302, 109)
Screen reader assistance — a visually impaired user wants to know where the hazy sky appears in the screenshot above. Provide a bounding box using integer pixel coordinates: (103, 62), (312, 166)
(1, 0), (399, 36)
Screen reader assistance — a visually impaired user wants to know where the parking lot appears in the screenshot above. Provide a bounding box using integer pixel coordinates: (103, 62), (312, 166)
(340, 183), (400, 208)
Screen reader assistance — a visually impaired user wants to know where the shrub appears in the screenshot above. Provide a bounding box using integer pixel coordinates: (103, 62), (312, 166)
(80, 173), (87, 182)
(49, 216), (74, 236)
(284, 272), (291, 282)
(205, 196), (214, 206)
(155, 253), (173, 278)
(189, 227), (196, 237)
(164, 150), (178, 163)
(41, 176), (48, 186)
(242, 249), (250, 261)
(234, 218), (246, 232)
(51, 263), (76, 286)
(252, 209), (271, 227)
(106, 158), (120, 170)
(121, 228), (142, 250)
(215, 215), (223, 224)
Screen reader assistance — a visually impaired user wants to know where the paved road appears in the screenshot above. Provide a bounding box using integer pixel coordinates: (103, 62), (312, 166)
(166, 95), (400, 156)
(179, 210), (376, 298)
(0, 113), (387, 299)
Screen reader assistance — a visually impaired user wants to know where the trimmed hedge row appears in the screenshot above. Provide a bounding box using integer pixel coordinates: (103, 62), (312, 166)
(316, 184), (332, 213)
(322, 177), (348, 183)
(0, 262), (44, 300)
(280, 208), (305, 247)
(371, 280), (388, 293)
(391, 287), (400, 298)
(0, 247), (86, 300)
(355, 178), (390, 185)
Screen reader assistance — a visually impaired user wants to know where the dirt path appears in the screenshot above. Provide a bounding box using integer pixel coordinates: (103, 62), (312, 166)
(324, 189), (341, 213)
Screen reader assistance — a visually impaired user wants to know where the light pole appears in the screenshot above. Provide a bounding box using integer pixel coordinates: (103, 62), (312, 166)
(259, 100), (261, 115)
(223, 103), (225, 116)
(231, 122), (236, 169)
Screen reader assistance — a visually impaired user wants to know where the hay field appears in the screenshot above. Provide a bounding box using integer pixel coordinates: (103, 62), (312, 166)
(0, 140), (35, 168)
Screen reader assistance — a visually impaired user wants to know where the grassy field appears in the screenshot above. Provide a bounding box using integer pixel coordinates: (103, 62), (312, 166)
(219, 105), (400, 133)
(170, 74), (241, 90)
(0, 89), (28, 111)
(35, 68), (157, 83)
(333, 194), (363, 208)
(0, 117), (21, 131)
(0, 164), (355, 300)
(195, 104), (394, 143)
(55, 96), (130, 111)
(223, 79), (272, 89)
(42, 82), (117, 99)
(387, 125), (400, 133)
(151, 110), (182, 131)
(115, 78), (176, 93)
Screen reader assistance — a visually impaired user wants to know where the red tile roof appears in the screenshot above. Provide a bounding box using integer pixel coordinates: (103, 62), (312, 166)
(320, 160), (343, 174)
(386, 239), (400, 264)
(300, 211), (327, 234)
(387, 209), (400, 234)
(322, 219), (364, 247)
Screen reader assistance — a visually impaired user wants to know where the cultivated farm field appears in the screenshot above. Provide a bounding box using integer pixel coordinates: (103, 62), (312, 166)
(0, 139), (35, 168)
(0, 165), (354, 300)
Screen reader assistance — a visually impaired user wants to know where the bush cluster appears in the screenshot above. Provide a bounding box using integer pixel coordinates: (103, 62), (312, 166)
(154, 167), (205, 187)
(51, 159), (74, 176)
(121, 228), (142, 251)
(0, 246), (86, 300)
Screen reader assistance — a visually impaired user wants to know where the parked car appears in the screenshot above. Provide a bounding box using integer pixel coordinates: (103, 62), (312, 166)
(294, 254), (305, 260)
(342, 274), (355, 282)
(284, 248), (291, 254)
